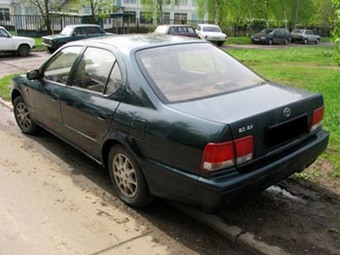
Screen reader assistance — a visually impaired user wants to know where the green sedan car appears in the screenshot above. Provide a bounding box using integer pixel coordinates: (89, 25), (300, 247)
(11, 34), (329, 210)
(42, 24), (111, 53)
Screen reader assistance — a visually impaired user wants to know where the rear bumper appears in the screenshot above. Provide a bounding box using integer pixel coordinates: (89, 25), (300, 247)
(142, 129), (329, 209)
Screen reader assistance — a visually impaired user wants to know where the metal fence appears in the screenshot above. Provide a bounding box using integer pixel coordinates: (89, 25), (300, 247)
(0, 14), (331, 37)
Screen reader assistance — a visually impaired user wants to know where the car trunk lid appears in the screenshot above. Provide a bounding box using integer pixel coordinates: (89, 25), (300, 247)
(169, 83), (324, 162)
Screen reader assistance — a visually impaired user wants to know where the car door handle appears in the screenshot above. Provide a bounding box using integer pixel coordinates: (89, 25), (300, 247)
(97, 115), (106, 121)
(51, 96), (59, 102)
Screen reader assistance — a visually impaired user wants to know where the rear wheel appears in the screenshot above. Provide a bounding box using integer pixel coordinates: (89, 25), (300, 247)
(108, 145), (153, 207)
(17, 45), (30, 56)
(13, 96), (40, 135)
(283, 39), (288, 45)
(268, 39), (273, 45)
(315, 39), (320, 44)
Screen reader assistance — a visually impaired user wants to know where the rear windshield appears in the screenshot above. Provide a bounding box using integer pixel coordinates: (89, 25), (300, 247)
(136, 43), (264, 103)
(203, 26), (221, 32)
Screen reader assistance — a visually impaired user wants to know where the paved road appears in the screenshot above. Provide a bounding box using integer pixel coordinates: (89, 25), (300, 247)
(0, 51), (49, 78)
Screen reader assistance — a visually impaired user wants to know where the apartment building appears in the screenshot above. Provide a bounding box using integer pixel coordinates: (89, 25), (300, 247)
(116, 0), (200, 25)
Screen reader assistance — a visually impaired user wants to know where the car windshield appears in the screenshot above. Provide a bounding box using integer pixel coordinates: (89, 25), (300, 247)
(155, 26), (168, 33)
(202, 26), (221, 32)
(60, 26), (74, 36)
(0, 28), (11, 37)
(136, 43), (264, 103)
(259, 29), (273, 34)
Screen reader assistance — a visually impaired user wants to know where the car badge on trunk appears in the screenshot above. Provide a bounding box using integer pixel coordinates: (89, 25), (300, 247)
(283, 107), (291, 118)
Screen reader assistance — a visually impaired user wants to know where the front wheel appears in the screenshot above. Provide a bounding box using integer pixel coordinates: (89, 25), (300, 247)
(268, 39), (273, 45)
(17, 45), (30, 56)
(303, 38), (308, 44)
(315, 39), (320, 44)
(108, 145), (153, 207)
(13, 96), (40, 135)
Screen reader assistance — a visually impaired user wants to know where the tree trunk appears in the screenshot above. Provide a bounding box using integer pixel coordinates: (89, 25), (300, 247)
(44, 0), (51, 34)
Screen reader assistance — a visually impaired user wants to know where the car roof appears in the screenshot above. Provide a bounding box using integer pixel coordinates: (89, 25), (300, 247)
(67, 33), (204, 52)
(64, 24), (101, 28)
(157, 24), (194, 28)
(197, 24), (220, 27)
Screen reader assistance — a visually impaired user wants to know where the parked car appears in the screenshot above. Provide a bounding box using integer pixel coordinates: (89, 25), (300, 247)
(252, 28), (291, 45)
(0, 26), (34, 56)
(42, 24), (111, 53)
(195, 24), (227, 46)
(154, 24), (198, 38)
(11, 34), (329, 210)
(291, 29), (320, 44)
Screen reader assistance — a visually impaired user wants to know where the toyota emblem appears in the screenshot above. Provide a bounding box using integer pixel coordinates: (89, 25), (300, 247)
(283, 107), (291, 118)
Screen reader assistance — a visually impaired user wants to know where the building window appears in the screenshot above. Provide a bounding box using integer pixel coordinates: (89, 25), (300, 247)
(177, 0), (188, 6)
(174, 13), (187, 24)
(124, 0), (136, 4)
(163, 12), (170, 24)
(124, 11), (136, 24)
(0, 8), (10, 21)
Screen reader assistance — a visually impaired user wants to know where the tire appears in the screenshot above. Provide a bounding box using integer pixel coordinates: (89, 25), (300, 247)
(303, 38), (308, 44)
(217, 41), (224, 47)
(108, 145), (153, 207)
(47, 47), (54, 53)
(13, 96), (40, 135)
(268, 39), (273, 45)
(56, 42), (66, 50)
(17, 45), (30, 56)
(315, 39), (320, 44)
(283, 39), (288, 45)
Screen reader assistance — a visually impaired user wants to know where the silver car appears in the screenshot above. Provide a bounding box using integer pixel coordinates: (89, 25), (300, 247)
(291, 29), (320, 44)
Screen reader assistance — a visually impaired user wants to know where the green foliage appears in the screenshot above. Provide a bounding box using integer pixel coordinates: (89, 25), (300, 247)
(0, 75), (16, 101)
(226, 46), (340, 178)
(332, 0), (340, 66)
(196, 0), (334, 33)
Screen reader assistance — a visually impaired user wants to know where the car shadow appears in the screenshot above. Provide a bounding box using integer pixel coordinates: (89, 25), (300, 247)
(28, 129), (249, 254)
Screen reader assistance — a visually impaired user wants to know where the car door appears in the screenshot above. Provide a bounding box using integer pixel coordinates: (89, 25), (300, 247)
(60, 46), (124, 159)
(0, 27), (13, 50)
(29, 46), (82, 134)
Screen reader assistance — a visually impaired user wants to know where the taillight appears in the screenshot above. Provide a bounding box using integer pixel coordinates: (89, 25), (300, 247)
(235, 135), (254, 165)
(201, 135), (254, 172)
(201, 142), (235, 172)
(311, 106), (324, 131)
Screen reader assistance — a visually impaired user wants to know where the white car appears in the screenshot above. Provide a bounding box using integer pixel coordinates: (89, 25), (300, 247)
(0, 26), (35, 56)
(195, 24), (227, 46)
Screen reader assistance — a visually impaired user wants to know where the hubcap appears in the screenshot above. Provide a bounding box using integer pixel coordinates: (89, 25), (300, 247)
(112, 153), (137, 198)
(16, 102), (32, 129)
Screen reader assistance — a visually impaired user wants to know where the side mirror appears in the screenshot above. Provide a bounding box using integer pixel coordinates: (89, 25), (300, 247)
(26, 69), (42, 80)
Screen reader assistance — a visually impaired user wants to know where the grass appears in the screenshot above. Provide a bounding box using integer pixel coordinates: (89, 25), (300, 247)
(33, 37), (45, 51)
(226, 45), (340, 179)
(0, 74), (17, 101)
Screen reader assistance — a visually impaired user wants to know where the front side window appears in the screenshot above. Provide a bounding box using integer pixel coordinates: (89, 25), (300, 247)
(71, 47), (117, 94)
(44, 46), (82, 84)
(136, 44), (264, 103)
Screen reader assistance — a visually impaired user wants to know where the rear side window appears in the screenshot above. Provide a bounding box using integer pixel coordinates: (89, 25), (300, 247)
(136, 44), (264, 103)
(71, 47), (117, 94)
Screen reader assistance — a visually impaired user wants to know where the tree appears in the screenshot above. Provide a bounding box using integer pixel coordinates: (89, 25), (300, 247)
(140, 0), (179, 24)
(332, 0), (340, 66)
(74, 0), (116, 24)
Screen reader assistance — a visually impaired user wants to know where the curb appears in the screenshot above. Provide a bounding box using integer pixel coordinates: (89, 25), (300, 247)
(0, 97), (12, 110)
(172, 203), (291, 255)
